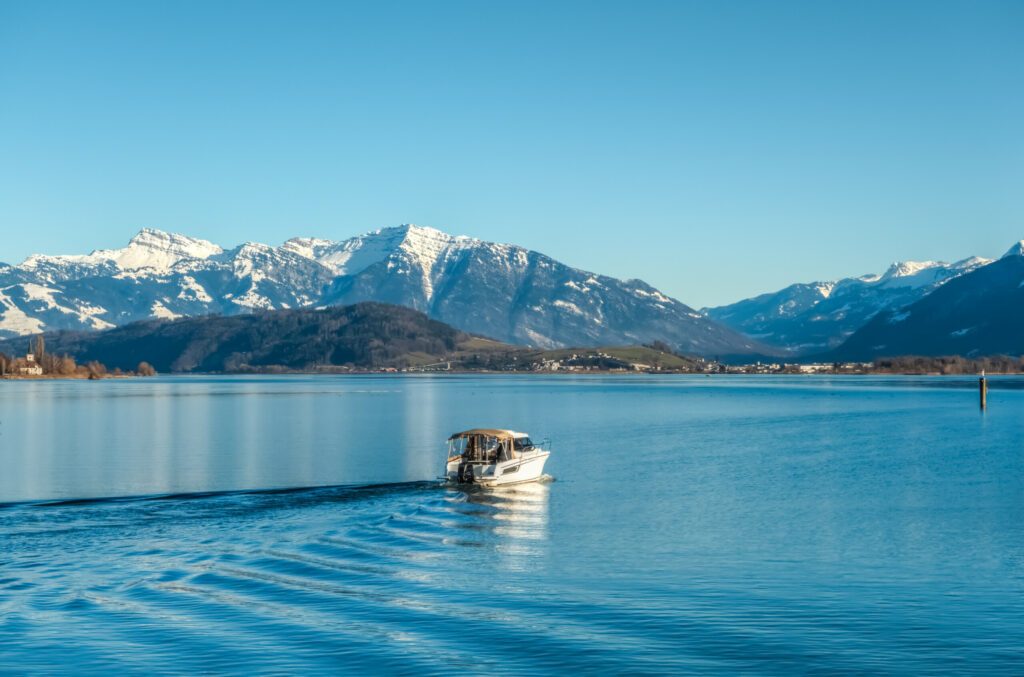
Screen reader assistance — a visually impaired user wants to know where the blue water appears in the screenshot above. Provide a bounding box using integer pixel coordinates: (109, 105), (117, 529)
(1, 375), (1023, 673)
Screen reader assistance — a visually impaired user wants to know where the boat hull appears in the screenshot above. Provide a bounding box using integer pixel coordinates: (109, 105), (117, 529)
(446, 450), (550, 487)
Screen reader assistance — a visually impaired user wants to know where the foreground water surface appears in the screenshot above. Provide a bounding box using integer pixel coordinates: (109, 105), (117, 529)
(1, 375), (1023, 673)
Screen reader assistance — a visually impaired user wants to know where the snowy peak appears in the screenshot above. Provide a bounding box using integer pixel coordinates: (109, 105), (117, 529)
(282, 224), (478, 278)
(294, 227), (405, 276)
(127, 227), (217, 253)
(225, 241), (276, 258)
(815, 282), (836, 299)
(869, 260), (944, 289)
(114, 228), (223, 271)
(868, 257), (991, 290)
(881, 260), (939, 279)
(20, 228), (223, 275)
(395, 223), (473, 247)
(956, 256), (992, 267)
(214, 241), (323, 283)
(280, 237), (337, 261)
(395, 223), (454, 251)
(1002, 240), (1024, 258)
(394, 224), (472, 272)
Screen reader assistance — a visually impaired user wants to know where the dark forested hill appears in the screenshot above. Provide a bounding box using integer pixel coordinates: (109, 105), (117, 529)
(0, 303), (471, 373)
(0, 302), (707, 374)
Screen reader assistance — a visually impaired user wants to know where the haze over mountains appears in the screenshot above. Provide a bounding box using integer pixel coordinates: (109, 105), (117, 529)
(0, 225), (760, 357)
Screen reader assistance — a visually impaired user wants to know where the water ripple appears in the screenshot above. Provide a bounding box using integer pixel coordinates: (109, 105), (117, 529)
(4, 376), (1024, 673)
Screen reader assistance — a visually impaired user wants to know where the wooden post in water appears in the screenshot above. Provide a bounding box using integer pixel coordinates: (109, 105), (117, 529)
(980, 370), (988, 410)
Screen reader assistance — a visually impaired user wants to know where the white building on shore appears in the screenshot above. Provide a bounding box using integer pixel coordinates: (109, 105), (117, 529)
(18, 349), (43, 376)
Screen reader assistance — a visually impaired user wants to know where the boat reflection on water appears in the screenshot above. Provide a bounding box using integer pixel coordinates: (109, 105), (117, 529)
(442, 478), (552, 571)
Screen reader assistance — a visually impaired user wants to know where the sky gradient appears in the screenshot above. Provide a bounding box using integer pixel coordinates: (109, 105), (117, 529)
(1, 1), (1022, 307)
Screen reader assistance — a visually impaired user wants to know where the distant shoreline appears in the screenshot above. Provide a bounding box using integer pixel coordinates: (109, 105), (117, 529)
(3, 370), (1013, 380)
(0, 373), (142, 381)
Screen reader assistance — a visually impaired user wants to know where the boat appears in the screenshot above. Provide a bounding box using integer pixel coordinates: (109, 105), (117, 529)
(444, 429), (551, 487)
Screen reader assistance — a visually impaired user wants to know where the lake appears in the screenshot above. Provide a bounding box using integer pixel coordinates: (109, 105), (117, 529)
(1, 375), (1023, 673)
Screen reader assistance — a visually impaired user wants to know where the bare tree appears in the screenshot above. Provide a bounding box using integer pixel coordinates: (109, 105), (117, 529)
(86, 361), (106, 380)
(58, 355), (77, 376)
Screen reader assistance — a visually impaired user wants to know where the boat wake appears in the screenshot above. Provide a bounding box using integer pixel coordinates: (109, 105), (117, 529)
(0, 480), (651, 674)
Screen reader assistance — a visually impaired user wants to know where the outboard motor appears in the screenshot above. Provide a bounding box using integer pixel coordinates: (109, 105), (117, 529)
(457, 462), (475, 484)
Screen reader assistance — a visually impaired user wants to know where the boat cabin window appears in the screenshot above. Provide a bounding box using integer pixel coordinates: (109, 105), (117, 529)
(451, 435), (508, 462)
(513, 437), (534, 450)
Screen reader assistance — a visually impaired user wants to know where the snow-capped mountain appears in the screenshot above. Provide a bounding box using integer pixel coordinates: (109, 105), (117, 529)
(20, 229), (224, 281)
(1001, 240), (1024, 258)
(0, 225), (763, 356)
(705, 256), (992, 353)
(830, 248), (1024, 360)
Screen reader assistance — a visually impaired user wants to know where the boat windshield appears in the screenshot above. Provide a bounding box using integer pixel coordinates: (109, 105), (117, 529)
(512, 437), (534, 450)
(449, 435), (509, 462)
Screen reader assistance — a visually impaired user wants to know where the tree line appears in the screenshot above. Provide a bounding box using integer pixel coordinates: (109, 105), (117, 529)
(0, 335), (156, 379)
(871, 355), (1024, 374)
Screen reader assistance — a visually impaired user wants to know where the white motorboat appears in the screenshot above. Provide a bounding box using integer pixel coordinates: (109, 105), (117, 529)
(444, 429), (550, 487)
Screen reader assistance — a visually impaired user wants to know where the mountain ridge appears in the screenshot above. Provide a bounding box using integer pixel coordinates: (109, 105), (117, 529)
(0, 224), (765, 357)
(826, 254), (1024, 360)
(705, 255), (993, 353)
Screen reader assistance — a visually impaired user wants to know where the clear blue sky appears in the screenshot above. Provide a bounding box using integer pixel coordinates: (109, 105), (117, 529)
(1, 1), (1021, 307)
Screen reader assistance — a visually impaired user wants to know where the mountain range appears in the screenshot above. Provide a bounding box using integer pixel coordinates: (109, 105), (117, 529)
(4, 225), (1023, 361)
(828, 252), (1024, 360)
(0, 225), (761, 357)
(705, 257), (992, 354)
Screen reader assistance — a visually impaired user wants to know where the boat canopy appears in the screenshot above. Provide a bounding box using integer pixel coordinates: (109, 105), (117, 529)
(448, 428), (522, 441)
